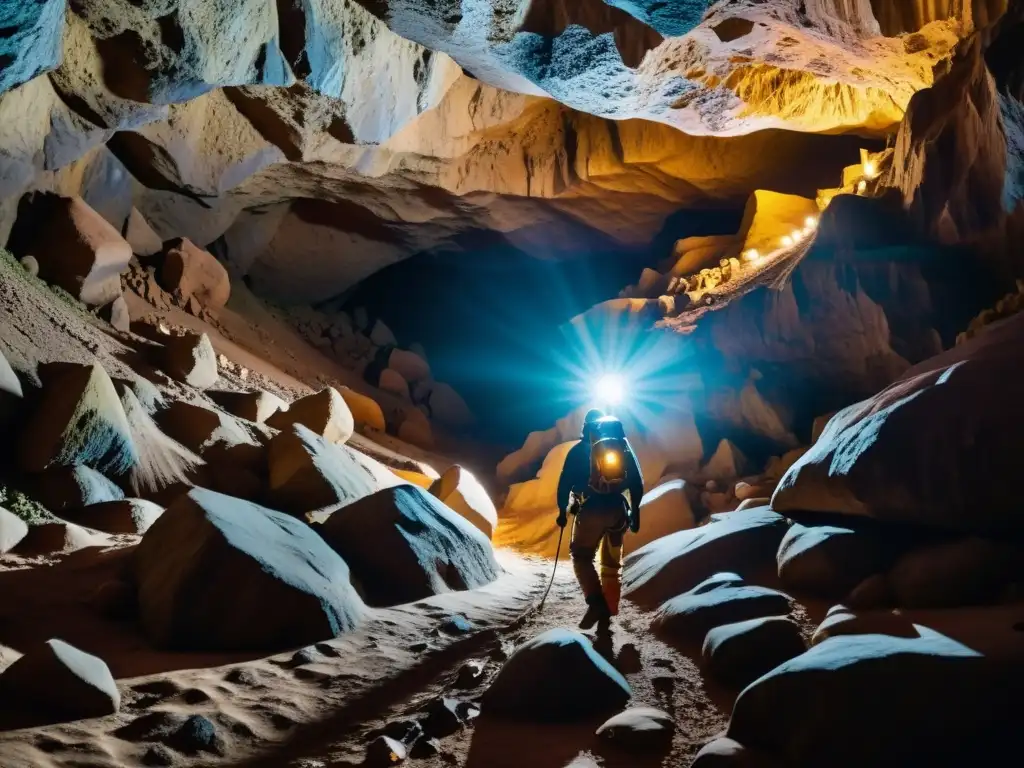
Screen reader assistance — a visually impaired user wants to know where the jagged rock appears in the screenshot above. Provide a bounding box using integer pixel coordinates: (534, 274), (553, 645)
(159, 238), (230, 310)
(623, 509), (789, 608)
(267, 424), (397, 516)
(102, 295), (131, 332)
(337, 387), (385, 431)
(64, 498), (164, 535)
(124, 208), (163, 257)
(154, 400), (263, 468)
(208, 389), (288, 424)
(0, 507), (29, 554)
(0, 639), (119, 723)
(369, 319), (397, 347)
(886, 536), (1023, 608)
(13, 521), (111, 556)
(116, 712), (225, 756)
(773, 312), (1024, 534)
(19, 362), (137, 475)
(0, 1), (65, 94)
(630, 478), (697, 550)
(159, 332), (219, 389)
(28, 464), (125, 512)
(315, 485), (499, 607)
(388, 349), (430, 383)
(8, 194), (131, 306)
(428, 382), (474, 430)
(379, 368), (410, 400)
(428, 465), (497, 539)
(596, 706), (675, 751)
(691, 737), (784, 768)
(701, 439), (748, 482)
(398, 409), (434, 448)
(266, 387), (354, 445)
(702, 616), (807, 689)
(651, 578), (792, 643)
(420, 697), (478, 738)
(482, 629), (630, 720)
(116, 385), (204, 496)
(777, 521), (904, 599)
(728, 624), (1023, 766)
(135, 488), (365, 651)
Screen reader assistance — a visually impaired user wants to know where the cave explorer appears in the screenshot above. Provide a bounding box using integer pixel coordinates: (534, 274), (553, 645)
(556, 408), (644, 630)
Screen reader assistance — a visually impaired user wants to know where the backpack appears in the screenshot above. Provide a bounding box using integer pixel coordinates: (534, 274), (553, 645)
(587, 418), (630, 495)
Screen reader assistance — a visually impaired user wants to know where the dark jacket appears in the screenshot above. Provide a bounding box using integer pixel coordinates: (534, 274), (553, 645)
(556, 439), (644, 516)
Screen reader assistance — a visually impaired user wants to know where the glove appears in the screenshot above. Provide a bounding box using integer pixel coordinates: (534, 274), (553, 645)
(556, 512), (567, 529)
(628, 512), (640, 534)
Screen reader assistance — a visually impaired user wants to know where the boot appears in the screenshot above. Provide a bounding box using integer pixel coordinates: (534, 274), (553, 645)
(579, 593), (611, 630)
(602, 579), (621, 617)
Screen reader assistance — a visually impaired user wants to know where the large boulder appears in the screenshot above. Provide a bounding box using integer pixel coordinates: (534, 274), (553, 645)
(700, 439), (749, 482)
(810, 604), (919, 646)
(154, 400), (264, 468)
(429, 465), (498, 539)
(651, 577), (792, 643)
(886, 536), (1024, 608)
(124, 207), (163, 257)
(28, 464), (125, 512)
(315, 485), (500, 607)
(772, 313), (1024, 534)
(388, 349), (430, 383)
(0, 639), (119, 723)
(9, 194), (131, 306)
(267, 424), (398, 516)
(135, 488), (365, 651)
(159, 238), (230, 310)
(64, 498), (164, 535)
(338, 387), (385, 431)
(622, 509), (789, 608)
(0, 507), (29, 554)
(702, 616), (806, 689)
(19, 363), (137, 476)
(159, 332), (219, 390)
(629, 478), (697, 550)
(727, 626), (1024, 767)
(481, 629), (630, 720)
(494, 441), (577, 557)
(428, 382), (474, 430)
(13, 522), (112, 556)
(379, 368), (410, 400)
(266, 387), (355, 445)
(596, 706), (675, 751)
(398, 409), (434, 448)
(776, 521), (904, 599)
(691, 737), (785, 768)
(208, 389), (288, 424)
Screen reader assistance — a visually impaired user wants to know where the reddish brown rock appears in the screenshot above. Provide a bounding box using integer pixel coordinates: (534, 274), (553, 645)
(267, 424), (397, 516)
(18, 363), (137, 475)
(124, 207), (163, 257)
(63, 498), (164, 535)
(9, 194), (132, 306)
(159, 238), (230, 310)
(428, 465), (498, 539)
(27, 465), (125, 512)
(208, 389), (288, 424)
(154, 400), (264, 469)
(158, 332), (219, 389)
(266, 387), (354, 445)
(398, 409), (434, 449)
(388, 349), (431, 383)
(338, 387), (385, 432)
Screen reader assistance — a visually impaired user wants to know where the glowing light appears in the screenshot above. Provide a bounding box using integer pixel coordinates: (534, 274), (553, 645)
(863, 160), (877, 178)
(594, 373), (625, 406)
(602, 451), (620, 468)
(781, 235), (793, 247)
(857, 180), (867, 194)
(744, 249), (760, 262)
(791, 229), (803, 243)
(805, 216), (818, 229)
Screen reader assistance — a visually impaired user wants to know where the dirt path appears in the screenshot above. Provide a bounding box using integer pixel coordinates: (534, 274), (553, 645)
(239, 553), (733, 768)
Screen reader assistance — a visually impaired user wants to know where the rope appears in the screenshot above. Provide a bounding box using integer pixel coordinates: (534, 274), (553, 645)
(538, 524), (565, 612)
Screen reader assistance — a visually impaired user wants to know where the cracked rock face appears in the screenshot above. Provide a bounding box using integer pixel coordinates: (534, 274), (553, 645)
(0, 0), (1008, 298)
